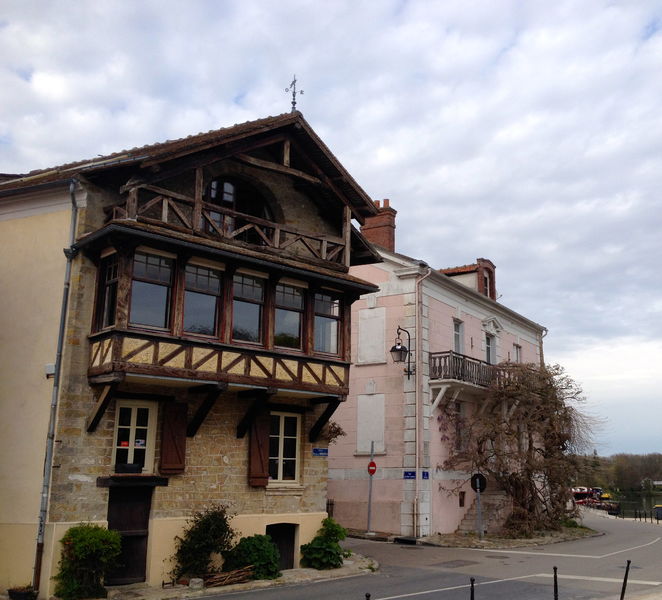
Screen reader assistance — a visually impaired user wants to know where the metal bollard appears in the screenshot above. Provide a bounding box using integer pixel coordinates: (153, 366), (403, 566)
(470, 577), (475, 600)
(365, 594), (371, 600)
(620, 560), (631, 600)
(553, 566), (558, 600)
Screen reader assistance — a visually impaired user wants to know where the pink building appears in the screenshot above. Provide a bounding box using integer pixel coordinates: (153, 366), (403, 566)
(328, 201), (546, 537)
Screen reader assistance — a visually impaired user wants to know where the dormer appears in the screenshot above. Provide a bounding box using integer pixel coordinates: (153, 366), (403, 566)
(439, 258), (497, 300)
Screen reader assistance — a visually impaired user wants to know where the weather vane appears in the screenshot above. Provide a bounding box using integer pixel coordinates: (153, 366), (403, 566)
(285, 75), (303, 112)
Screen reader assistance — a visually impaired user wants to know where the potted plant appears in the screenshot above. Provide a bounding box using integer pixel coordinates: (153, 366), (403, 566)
(7, 585), (37, 600)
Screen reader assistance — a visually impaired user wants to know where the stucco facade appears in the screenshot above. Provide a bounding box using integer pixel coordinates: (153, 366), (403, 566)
(0, 113), (380, 595)
(328, 240), (545, 537)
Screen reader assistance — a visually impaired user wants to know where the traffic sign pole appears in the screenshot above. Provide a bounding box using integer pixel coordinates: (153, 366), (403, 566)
(367, 441), (375, 535)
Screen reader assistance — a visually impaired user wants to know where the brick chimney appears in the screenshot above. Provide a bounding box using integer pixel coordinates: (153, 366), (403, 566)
(360, 199), (397, 252)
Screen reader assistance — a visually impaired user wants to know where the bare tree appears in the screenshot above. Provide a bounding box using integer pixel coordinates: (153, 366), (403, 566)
(441, 363), (592, 536)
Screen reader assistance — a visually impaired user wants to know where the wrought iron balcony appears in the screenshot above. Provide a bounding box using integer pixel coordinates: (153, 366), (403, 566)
(429, 351), (504, 388)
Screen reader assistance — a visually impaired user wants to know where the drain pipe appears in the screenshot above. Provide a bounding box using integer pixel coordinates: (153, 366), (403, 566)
(33, 179), (80, 591)
(414, 264), (433, 538)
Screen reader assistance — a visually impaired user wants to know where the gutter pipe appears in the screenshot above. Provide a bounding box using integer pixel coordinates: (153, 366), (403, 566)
(33, 179), (79, 591)
(414, 265), (433, 538)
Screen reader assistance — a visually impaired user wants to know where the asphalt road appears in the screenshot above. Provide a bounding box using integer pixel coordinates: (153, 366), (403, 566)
(212, 510), (662, 600)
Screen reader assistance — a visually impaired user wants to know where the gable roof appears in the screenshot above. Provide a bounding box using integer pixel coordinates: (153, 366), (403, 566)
(0, 112), (378, 222)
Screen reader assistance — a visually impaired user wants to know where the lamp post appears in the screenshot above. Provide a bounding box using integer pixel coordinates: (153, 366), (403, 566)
(390, 326), (414, 379)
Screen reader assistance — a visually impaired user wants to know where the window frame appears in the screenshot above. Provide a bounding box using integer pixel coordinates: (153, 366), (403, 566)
(183, 262), (223, 337)
(485, 333), (495, 365)
(112, 400), (158, 474)
(453, 319), (464, 354)
(232, 272), (266, 344)
(268, 411), (301, 485)
(129, 251), (175, 330)
(313, 291), (342, 355)
(513, 343), (522, 363)
(95, 252), (119, 331)
(273, 282), (305, 350)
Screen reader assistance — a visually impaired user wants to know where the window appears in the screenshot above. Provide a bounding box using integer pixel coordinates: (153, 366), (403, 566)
(314, 292), (340, 354)
(485, 333), (495, 364)
(513, 344), (522, 363)
(274, 283), (304, 349)
(232, 274), (265, 343)
(184, 264), (222, 336)
(269, 412), (300, 482)
(130, 252), (174, 328)
(455, 401), (468, 452)
(113, 401), (157, 473)
(96, 253), (119, 329)
(453, 320), (464, 354)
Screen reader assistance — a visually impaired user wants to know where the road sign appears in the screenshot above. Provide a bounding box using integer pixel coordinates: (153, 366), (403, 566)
(367, 461), (377, 476)
(312, 448), (328, 457)
(471, 473), (487, 493)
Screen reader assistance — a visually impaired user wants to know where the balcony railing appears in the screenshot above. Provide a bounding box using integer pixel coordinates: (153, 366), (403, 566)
(108, 187), (348, 266)
(429, 351), (507, 388)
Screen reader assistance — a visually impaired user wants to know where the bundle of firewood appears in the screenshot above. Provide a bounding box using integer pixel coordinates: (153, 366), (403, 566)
(203, 565), (255, 587)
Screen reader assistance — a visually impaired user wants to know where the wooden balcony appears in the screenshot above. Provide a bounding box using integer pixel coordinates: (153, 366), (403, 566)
(429, 351), (506, 388)
(107, 185), (349, 267)
(88, 330), (349, 395)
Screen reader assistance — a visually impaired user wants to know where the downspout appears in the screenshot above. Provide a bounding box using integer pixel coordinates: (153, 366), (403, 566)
(33, 179), (80, 591)
(539, 327), (548, 367)
(414, 265), (433, 538)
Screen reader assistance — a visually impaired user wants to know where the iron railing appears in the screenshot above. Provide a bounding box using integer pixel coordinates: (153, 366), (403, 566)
(429, 351), (505, 387)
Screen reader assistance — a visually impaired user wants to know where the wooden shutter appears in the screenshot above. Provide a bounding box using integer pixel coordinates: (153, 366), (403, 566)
(248, 410), (270, 487)
(160, 402), (187, 475)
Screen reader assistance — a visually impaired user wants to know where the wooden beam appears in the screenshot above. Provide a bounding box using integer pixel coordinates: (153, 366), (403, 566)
(236, 390), (275, 438)
(187, 383), (228, 437)
(235, 153), (322, 185)
(309, 397), (341, 443)
(283, 139), (291, 167)
(88, 372), (125, 386)
(86, 383), (117, 432)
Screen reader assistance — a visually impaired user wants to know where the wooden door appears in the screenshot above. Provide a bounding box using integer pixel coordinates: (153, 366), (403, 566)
(266, 523), (296, 570)
(106, 487), (154, 585)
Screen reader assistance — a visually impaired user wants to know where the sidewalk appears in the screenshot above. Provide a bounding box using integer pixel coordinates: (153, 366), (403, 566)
(104, 555), (377, 600)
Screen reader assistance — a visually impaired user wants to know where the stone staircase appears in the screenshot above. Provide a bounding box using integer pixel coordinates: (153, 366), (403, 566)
(456, 489), (513, 535)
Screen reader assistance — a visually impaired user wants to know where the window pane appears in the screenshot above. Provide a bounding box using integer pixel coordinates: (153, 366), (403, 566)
(136, 408), (149, 427)
(185, 265), (221, 294)
(283, 416), (298, 437)
(274, 308), (301, 348)
(314, 316), (338, 353)
(134, 253), (172, 283)
(117, 428), (130, 446)
(115, 448), (129, 465)
(269, 436), (279, 458)
(135, 429), (148, 447)
(276, 284), (303, 309)
(282, 459), (296, 480)
(102, 282), (117, 328)
(269, 458), (278, 480)
(315, 293), (339, 316)
(184, 290), (217, 335)
(233, 275), (264, 301)
(283, 437), (297, 459)
(118, 407), (132, 427)
(133, 448), (146, 468)
(270, 415), (280, 435)
(232, 300), (261, 342)
(130, 281), (169, 328)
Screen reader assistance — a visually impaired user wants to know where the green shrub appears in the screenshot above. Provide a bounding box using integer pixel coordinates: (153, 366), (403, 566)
(223, 534), (281, 580)
(300, 517), (347, 570)
(173, 504), (236, 578)
(53, 524), (122, 600)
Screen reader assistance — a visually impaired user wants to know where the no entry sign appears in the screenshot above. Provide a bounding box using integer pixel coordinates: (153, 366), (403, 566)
(367, 460), (377, 476)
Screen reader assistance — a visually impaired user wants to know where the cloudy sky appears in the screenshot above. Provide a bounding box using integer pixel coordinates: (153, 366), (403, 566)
(2, 0), (661, 455)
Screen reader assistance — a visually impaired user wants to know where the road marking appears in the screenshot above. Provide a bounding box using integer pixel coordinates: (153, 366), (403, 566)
(464, 536), (661, 559)
(535, 573), (662, 586)
(375, 574), (546, 599)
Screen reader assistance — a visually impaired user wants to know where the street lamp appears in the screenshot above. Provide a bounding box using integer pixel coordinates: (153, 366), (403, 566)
(390, 326), (414, 379)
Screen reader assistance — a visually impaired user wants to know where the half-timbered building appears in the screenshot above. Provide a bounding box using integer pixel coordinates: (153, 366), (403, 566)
(0, 112), (379, 594)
